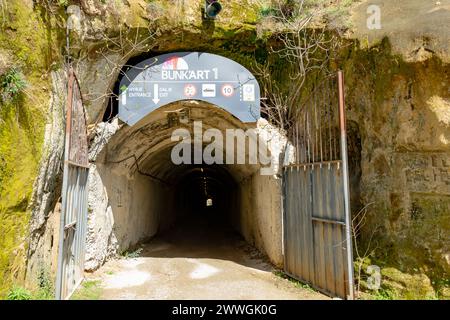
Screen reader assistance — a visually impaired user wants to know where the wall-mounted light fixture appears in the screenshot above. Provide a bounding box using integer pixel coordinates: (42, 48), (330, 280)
(205, 0), (222, 19)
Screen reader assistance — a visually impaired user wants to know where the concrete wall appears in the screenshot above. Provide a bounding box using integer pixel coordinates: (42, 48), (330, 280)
(85, 163), (172, 270)
(239, 174), (284, 267)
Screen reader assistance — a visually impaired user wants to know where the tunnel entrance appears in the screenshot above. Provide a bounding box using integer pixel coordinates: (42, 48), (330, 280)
(56, 53), (355, 300)
(84, 98), (289, 299)
(86, 99), (285, 277)
(82, 52), (285, 273)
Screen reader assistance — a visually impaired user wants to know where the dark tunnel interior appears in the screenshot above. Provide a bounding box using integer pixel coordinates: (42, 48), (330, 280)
(162, 164), (240, 237)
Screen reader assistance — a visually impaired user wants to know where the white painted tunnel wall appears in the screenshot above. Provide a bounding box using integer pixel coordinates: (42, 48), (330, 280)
(85, 163), (173, 270)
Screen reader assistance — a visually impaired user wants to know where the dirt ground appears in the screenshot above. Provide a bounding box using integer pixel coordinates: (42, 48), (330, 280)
(85, 217), (327, 300)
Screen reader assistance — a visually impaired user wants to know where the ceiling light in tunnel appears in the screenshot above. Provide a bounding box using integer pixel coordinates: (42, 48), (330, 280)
(206, 198), (213, 207)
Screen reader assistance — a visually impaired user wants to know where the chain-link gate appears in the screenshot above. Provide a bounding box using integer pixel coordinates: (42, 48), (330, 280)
(282, 71), (354, 299)
(55, 69), (89, 300)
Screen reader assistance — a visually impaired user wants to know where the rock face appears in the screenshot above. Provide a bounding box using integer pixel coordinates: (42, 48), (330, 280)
(0, 0), (57, 295)
(84, 120), (121, 271)
(0, 50), (12, 77)
(84, 163), (119, 271)
(351, 0), (450, 63)
(26, 71), (66, 286)
(342, 42), (450, 291)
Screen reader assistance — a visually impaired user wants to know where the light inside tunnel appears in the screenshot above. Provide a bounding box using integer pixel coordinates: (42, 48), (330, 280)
(174, 164), (238, 224)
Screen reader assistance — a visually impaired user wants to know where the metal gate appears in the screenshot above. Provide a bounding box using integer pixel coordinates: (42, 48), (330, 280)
(55, 69), (89, 300)
(282, 71), (354, 299)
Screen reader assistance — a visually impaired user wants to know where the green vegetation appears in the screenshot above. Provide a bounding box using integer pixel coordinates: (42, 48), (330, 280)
(57, 0), (68, 7)
(71, 280), (103, 300)
(324, 0), (356, 28)
(273, 270), (316, 292)
(34, 268), (54, 300)
(353, 255), (442, 300)
(0, 0), (62, 297)
(258, 5), (277, 18)
(5, 268), (54, 300)
(255, 0), (301, 21)
(369, 288), (398, 300)
(120, 248), (143, 259)
(0, 68), (26, 102)
(6, 286), (32, 300)
(256, 0), (358, 23)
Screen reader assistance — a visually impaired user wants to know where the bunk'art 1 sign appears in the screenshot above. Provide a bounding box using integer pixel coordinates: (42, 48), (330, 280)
(118, 52), (261, 125)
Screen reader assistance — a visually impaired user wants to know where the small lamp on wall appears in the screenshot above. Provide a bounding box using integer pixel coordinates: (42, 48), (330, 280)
(205, 0), (222, 19)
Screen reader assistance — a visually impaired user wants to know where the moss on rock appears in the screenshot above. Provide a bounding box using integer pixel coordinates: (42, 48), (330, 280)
(380, 267), (436, 300)
(0, 0), (63, 297)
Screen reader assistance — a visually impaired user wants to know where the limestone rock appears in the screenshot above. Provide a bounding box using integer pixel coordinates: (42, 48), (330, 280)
(0, 49), (12, 77)
(84, 164), (119, 271)
(84, 119), (121, 271)
(26, 70), (66, 284)
(80, 0), (105, 16)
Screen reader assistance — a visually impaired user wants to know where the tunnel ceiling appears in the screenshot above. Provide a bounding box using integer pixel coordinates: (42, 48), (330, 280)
(97, 100), (262, 184)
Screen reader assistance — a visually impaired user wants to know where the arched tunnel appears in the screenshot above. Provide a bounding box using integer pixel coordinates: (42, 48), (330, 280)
(86, 100), (284, 269)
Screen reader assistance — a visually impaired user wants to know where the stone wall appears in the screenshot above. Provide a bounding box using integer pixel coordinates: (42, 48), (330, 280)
(342, 42), (450, 292)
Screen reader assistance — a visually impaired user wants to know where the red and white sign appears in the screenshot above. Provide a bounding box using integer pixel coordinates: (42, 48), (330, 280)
(184, 84), (197, 97)
(162, 56), (189, 70)
(221, 84), (234, 97)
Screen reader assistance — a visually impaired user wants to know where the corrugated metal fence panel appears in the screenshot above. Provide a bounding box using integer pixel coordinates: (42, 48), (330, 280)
(56, 69), (89, 300)
(283, 167), (314, 284)
(311, 162), (347, 298)
(283, 163), (350, 299)
(58, 165), (89, 299)
(282, 71), (354, 299)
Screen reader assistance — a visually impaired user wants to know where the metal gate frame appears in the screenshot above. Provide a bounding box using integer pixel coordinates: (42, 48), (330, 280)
(282, 71), (354, 299)
(55, 68), (89, 300)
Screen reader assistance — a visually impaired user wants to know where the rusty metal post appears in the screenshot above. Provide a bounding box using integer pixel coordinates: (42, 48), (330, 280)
(338, 70), (355, 300)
